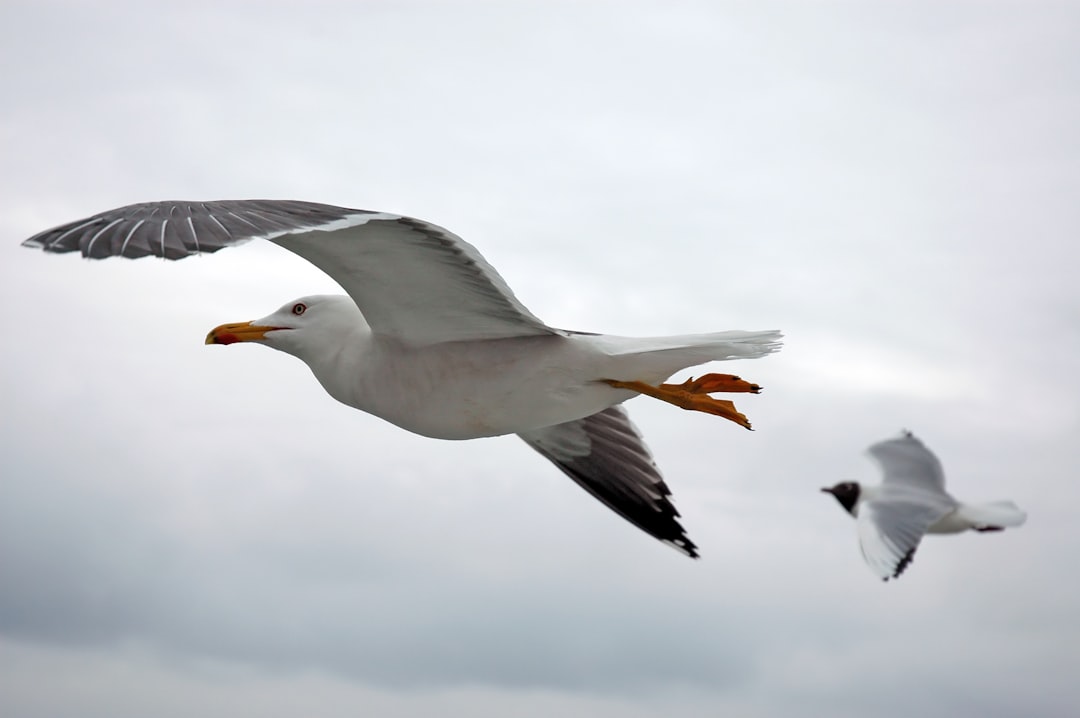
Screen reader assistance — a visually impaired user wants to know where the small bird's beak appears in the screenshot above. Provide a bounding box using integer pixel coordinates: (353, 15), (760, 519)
(820, 487), (836, 495)
(205, 321), (282, 345)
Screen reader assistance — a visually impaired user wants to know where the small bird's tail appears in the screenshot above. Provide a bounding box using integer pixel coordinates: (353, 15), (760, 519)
(958, 501), (1028, 531)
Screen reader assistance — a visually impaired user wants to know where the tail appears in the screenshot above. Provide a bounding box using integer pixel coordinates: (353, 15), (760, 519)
(606, 329), (783, 360)
(958, 501), (1028, 531)
(600, 330), (786, 384)
(598, 329), (783, 385)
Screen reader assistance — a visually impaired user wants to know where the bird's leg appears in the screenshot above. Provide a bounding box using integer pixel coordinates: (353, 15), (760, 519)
(602, 373), (762, 430)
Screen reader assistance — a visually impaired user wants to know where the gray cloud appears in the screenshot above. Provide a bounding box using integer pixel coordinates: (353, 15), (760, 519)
(2, 1), (1079, 716)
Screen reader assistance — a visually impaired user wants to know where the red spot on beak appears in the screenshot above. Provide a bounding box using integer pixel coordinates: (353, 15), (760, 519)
(205, 322), (277, 345)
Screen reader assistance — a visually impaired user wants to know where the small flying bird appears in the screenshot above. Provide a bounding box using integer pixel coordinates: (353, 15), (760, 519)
(822, 431), (1027, 580)
(21, 199), (783, 557)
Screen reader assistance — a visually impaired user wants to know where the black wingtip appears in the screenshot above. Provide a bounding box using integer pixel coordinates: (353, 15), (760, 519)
(891, 546), (917, 580)
(677, 539), (701, 559)
(662, 531), (699, 559)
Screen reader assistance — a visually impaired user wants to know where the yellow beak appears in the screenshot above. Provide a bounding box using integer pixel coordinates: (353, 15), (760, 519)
(205, 322), (282, 345)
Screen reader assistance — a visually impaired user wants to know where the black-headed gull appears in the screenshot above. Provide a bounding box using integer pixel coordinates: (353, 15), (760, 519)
(823, 430), (1026, 580)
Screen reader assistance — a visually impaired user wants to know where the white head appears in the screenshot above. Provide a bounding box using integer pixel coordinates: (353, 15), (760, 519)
(205, 295), (367, 361)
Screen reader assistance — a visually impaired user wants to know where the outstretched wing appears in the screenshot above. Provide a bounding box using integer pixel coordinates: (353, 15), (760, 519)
(867, 430), (948, 492)
(856, 496), (951, 580)
(858, 431), (958, 580)
(518, 405), (698, 558)
(22, 200), (555, 344)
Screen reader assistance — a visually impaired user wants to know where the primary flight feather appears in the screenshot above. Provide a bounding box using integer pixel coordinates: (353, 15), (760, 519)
(23, 199), (783, 557)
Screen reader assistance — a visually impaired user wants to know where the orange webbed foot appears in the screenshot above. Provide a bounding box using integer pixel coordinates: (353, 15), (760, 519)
(603, 374), (761, 430)
(664, 373), (762, 395)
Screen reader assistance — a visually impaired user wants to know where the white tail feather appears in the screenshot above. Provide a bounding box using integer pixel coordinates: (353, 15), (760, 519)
(589, 329), (782, 386)
(606, 329), (783, 359)
(958, 501), (1028, 529)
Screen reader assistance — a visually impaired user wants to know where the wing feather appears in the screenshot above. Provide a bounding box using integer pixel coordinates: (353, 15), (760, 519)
(22, 199), (554, 344)
(867, 430), (947, 492)
(518, 405), (698, 558)
(856, 496), (951, 580)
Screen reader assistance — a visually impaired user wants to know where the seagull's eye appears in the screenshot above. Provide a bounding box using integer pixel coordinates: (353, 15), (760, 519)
(292, 303), (306, 316)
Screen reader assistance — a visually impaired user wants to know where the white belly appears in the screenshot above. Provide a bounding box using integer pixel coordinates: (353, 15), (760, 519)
(330, 334), (633, 440)
(927, 510), (973, 535)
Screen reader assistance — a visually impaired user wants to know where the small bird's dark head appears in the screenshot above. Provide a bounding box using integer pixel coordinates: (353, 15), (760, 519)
(821, 482), (861, 515)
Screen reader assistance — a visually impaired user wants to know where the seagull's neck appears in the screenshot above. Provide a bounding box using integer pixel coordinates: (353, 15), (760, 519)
(296, 323), (375, 409)
(850, 484), (882, 515)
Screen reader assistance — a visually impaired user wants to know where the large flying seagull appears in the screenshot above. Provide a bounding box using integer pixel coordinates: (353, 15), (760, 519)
(23, 200), (783, 556)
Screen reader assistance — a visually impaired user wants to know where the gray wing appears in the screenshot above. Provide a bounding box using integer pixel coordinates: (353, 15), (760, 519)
(859, 431), (956, 579)
(517, 405), (698, 558)
(21, 200), (555, 344)
(856, 493), (955, 581)
(867, 430), (948, 493)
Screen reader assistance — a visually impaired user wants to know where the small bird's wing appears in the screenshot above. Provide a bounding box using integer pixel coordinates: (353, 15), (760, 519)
(517, 405), (698, 558)
(856, 493), (953, 580)
(867, 430), (948, 493)
(21, 200), (555, 344)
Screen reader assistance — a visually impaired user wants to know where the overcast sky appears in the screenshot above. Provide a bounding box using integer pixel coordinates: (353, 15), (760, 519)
(2, 1), (1078, 716)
